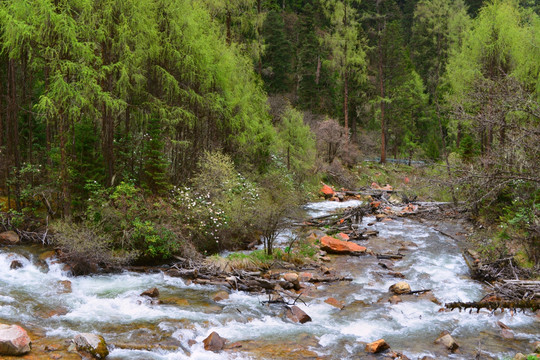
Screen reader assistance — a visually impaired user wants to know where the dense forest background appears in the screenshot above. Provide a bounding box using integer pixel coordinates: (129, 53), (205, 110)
(0, 0), (538, 266)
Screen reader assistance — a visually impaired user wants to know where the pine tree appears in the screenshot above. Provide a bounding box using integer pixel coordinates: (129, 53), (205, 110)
(262, 10), (292, 93)
(323, 0), (367, 133)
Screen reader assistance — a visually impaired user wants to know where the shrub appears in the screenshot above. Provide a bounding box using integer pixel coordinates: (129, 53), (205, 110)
(52, 221), (136, 275)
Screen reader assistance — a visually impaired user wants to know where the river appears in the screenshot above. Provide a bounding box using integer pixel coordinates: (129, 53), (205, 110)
(0, 200), (537, 359)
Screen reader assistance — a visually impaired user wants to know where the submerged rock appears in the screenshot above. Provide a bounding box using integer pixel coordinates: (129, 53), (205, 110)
(365, 339), (390, 353)
(203, 331), (227, 352)
(0, 324), (31, 356)
(58, 280), (72, 294)
(324, 297), (344, 310)
(74, 333), (109, 359)
(212, 290), (229, 302)
(0, 231), (19, 245)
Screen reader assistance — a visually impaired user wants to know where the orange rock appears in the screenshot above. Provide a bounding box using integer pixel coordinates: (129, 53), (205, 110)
(203, 332), (227, 352)
(335, 232), (350, 241)
(403, 177), (410, 184)
(370, 201), (382, 208)
(320, 184), (335, 197)
(324, 297), (344, 310)
(299, 272), (313, 281)
(320, 236), (366, 255)
(365, 339), (390, 353)
(401, 203), (418, 214)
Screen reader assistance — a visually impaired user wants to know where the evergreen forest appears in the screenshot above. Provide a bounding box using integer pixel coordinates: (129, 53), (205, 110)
(0, 0), (538, 269)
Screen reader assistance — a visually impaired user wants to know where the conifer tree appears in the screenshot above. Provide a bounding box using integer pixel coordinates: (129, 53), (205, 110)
(323, 0), (367, 133)
(262, 10), (292, 93)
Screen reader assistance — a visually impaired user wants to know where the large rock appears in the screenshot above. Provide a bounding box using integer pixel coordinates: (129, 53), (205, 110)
(389, 282), (411, 295)
(74, 333), (109, 359)
(0, 231), (19, 245)
(286, 306), (312, 324)
(365, 339), (390, 353)
(202, 332), (227, 352)
(320, 184), (335, 198)
(320, 236), (366, 255)
(434, 331), (459, 352)
(0, 324), (31, 356)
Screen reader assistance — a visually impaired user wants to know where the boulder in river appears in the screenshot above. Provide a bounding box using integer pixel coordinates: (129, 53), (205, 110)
(10, 260), (23, 270)
(140, 287), (160, 298)
(389, 282), (411, 295)
(0, 324), (31, 356)
(203, 331), (227, 352)
(434, 331), (459, 352)
(74, 333), (109, 359)
(364, 339), (390, 353)
(0, 231), (19, 245)
(286, 306), (312, 324)
(320, 236), (366, 255)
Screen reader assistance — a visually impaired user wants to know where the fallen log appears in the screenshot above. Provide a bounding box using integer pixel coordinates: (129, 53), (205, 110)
(445, 300), (540, 313)
(307, 276), (353, 283)
(377, 253), (404, 260)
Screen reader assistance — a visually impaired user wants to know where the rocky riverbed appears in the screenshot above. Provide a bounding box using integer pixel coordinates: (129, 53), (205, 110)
(0, 200), (539, 359)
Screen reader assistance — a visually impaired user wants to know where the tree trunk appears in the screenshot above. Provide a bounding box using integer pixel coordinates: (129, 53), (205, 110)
(45, 66), (52, 169)
(344, 71), (349, 133)
(59, 112), (71, 218)
(7, 59), (21, 211)
(226, 10), (232, 45)
(343, 4), (349, 134)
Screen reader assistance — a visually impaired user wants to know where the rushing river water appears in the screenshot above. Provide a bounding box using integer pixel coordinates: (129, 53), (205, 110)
(0, 200), (538, 359)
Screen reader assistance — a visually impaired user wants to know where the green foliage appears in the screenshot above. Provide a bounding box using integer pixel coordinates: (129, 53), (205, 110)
(275, 106), (317, 184)
(142, 118), (170, 194)
(131, 219), (179, 259)
(457, 134), (479, 161)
